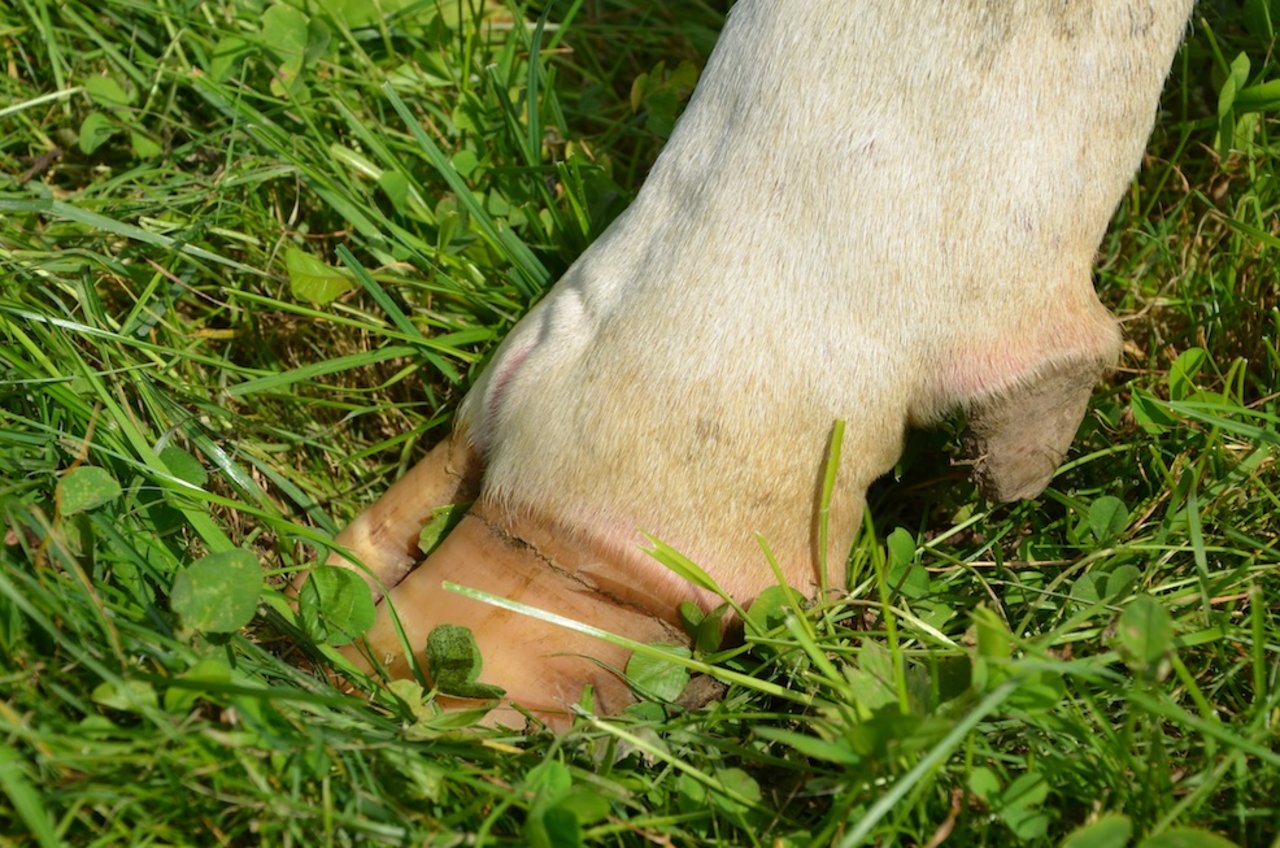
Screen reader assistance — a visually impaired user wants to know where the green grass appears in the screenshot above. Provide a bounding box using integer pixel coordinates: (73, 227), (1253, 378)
(1, 0), (1277, 844)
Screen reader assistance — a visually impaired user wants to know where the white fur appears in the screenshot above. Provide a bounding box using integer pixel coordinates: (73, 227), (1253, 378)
(456, 0), (1195, 603)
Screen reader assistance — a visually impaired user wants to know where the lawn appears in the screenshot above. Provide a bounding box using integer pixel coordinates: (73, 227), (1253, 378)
(1, 1), (1277, 845)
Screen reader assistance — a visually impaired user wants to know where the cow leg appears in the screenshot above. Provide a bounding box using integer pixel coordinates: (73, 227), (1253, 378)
(302, 0), (1197, 725)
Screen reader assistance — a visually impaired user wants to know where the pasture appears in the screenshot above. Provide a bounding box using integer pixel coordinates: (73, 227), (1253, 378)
(1, 1), (1277, 844)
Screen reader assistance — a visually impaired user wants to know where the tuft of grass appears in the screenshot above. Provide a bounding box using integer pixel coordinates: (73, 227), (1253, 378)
(1, 0), (1276, 845)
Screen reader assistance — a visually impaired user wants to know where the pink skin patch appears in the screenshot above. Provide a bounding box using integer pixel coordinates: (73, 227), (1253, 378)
(497, 503), (723, 624)
(933, 308), (1119, 409)
(484, 340), (536, 425)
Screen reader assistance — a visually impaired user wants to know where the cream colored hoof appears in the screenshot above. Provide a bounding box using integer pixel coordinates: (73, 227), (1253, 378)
(311, 434), (480, 601)
(342, 502), (688, 726)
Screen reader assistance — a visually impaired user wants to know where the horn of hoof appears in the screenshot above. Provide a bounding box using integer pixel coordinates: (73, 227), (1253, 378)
(343, 503), (690, 728)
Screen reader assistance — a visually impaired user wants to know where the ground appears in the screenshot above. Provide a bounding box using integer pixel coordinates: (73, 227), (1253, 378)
(0, 1), (1277, 845)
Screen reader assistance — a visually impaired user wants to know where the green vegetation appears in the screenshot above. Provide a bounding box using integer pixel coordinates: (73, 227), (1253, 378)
(1, 0), (1276, 844)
